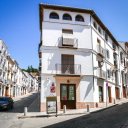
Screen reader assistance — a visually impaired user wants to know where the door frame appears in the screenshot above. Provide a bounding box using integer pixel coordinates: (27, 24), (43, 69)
(60, 84), (76, 109)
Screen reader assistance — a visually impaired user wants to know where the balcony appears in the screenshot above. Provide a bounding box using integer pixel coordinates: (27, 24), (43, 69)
(56, 64), (81, 76)
(97, 68), (106, 79)
(97, 45), (105, 57)
(58, 35), (78, 49)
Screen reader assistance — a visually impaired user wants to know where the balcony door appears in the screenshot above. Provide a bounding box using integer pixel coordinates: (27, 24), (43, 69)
(61, 55), (74, 74)
(60, 84), (76, 109)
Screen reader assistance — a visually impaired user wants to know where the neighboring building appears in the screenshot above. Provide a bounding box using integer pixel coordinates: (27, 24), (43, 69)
(0, 40), (8, 96)
(0, 39), (38, 98)
(39, 4), (128, 112)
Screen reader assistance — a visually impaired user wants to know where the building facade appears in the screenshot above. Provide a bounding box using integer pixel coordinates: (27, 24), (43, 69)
(39, 4), (128, 112)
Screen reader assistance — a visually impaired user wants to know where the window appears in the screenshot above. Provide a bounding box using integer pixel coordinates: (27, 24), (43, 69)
(97, 38), (101, 44)
(49, 12), (59, 19)
(93, 21), (97, 29)
(75, 15), (84, 22)
(62, 29), (73, 34)
(106, 49), (110, 59)
(99, 86), (103, 102)
(63, 13), (72, 21)
(113, 43), (116, 50)
(98, 27), (102, 34)
(120, 52), (123, 63)
(107, 69), (111, 78)
(62, 29), (74, 46)
(105, 33), (108, 41)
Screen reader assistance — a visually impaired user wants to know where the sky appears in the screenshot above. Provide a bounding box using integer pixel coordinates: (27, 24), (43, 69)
(0, 0), (128, 69)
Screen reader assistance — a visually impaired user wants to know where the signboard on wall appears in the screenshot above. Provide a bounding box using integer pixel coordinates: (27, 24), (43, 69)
(46, 96), (57, 114)
(50, 82), (55, 93)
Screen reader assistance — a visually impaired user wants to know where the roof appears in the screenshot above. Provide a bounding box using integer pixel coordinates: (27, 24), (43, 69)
(39, 3), (119, 45)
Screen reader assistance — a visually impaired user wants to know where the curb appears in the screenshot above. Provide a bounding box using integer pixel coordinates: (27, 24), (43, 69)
(18, 112), (88, 119)
(90, 104), (118, 114)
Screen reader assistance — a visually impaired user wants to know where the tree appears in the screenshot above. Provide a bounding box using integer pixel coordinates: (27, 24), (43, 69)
(22, 65), (38, 73)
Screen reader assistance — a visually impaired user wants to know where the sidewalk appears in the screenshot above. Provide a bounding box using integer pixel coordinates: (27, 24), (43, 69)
(18, 97), (128, 119)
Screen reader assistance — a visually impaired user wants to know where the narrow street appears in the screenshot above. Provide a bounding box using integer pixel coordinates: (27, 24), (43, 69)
(0, 92), (39, 128)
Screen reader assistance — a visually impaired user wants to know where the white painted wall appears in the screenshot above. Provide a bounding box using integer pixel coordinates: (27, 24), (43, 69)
(41, 48), (93, 75)
(42, 22), (92, 49)
(79, 76), (94, 102)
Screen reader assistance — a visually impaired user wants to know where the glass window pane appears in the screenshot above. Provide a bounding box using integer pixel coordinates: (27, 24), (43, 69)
(68, 85), (75, 100)
(61, 85), (67, 100)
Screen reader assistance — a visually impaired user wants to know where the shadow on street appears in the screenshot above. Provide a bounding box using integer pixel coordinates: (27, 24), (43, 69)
(42, 102), (128, 128)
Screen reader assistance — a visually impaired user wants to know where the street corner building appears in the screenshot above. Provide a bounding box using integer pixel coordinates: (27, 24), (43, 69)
(38, 3), (128, 112)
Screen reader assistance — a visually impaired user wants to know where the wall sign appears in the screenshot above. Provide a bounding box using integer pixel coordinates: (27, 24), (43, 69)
(50, 82), (55, 93)
(46, 96), (57, 114)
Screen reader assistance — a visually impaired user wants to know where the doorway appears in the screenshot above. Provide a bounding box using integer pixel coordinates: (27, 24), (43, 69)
(61, 55), (74, 74)
(115, 87), (120, 99)
(108, 87), (112, 103)
(60, 84), (76, 109)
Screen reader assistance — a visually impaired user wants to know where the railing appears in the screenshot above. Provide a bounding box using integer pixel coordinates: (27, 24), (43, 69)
(56, 64), (81, 75)
(97, 45), (105, 57)
(97, 68), (106, 79)
(58, 37), (78, 48)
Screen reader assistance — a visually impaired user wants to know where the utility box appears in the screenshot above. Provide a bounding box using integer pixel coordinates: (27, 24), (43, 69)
(46, 96), (57, 114)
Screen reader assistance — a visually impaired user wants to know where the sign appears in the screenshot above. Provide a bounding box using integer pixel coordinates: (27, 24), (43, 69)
(106, 82), (108, 87)
(50, 82), (55, 93)
(46, 96), (57, 114)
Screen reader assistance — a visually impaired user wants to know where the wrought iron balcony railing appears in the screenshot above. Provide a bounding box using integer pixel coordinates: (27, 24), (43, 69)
(97, 45), (105, 57)
(97, 68), (106, 79)
(56, 64), (81, 75)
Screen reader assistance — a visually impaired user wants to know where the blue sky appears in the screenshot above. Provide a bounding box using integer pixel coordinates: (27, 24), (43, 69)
(0, 0), (128, 69)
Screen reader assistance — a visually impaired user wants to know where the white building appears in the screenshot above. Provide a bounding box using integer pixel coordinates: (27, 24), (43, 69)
(0, 40), (8, 96)
(0, 39), (38, 98)
(38, 4), (128, 112)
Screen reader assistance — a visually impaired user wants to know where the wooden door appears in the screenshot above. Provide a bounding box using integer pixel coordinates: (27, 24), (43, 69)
(60, 84), (76, 109)
(108, 87), (112, 103)
(115, 87), (119, 99)
(123, 86), (126, 98)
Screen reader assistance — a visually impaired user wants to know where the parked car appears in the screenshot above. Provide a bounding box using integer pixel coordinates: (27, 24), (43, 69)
(0, 97), (14, 110)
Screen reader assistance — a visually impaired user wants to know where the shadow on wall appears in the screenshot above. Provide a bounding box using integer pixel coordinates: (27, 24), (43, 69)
(82, 77), (93, 100)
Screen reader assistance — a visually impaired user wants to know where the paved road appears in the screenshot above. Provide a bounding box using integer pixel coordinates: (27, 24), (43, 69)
(0, 92), (39, 128)
(43, 103), (128, 128)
